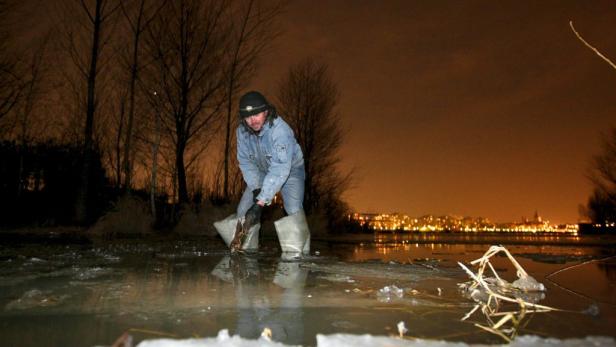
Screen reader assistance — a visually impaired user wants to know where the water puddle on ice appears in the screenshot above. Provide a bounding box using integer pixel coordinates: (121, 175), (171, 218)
(0, 234), (615, 346)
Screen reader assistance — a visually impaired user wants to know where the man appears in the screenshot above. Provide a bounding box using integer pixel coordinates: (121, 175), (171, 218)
(229, 91), (310, 253)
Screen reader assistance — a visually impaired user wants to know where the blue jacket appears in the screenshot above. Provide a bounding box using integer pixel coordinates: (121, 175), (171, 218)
(237, 116), (305, 204)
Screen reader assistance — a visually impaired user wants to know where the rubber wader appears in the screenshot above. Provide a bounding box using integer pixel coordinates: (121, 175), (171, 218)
(274, 209), (310, 255)
(214, 214), (260, 251)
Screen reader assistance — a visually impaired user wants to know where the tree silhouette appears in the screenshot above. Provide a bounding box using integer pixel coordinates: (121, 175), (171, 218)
(117, 0), (166, 193)
(11, 35), (51, 199)
(0, 0), (22, 124)
(277, 58), (352, 222)
(142, 0), (229, 205)
(570, 22), (616, 225)
(587, 128), (616, 224)
(59, 0), (122, 223)
(220, 0), (282, 201)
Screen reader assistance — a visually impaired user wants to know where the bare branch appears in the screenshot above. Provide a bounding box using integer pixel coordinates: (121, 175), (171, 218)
(569, 20), (616, 70)
(79, 0), (95, 23)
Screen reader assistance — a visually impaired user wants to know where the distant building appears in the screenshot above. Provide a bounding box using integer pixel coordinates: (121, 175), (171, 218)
(348, 211), (578, 234)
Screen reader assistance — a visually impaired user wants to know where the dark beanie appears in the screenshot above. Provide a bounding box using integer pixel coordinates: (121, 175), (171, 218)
(239, 91), (269, 118)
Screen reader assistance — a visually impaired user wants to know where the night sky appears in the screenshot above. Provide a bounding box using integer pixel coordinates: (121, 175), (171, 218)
(251, 0), (616, 224)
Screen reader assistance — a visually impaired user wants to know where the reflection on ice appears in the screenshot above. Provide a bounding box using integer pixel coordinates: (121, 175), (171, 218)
(73, 266), (114, 280)
(302, 260), (455, 282)
(274, 261), (308, 289)
(211, 255), (260, 283)
(316, 273), (355, 283)
(5, 289), (69, 310)
(210, 255), (308, 344)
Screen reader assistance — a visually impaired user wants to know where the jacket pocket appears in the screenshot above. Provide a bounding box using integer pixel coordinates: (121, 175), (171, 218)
(274, 144), (288, 163)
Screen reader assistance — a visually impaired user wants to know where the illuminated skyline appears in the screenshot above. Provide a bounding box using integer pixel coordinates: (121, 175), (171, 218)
(349, 211), (579, 233)
(252, 1), (616, 224)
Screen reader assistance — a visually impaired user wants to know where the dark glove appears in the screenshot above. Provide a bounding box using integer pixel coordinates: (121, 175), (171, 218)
(252, 188), (261, 203)
(230, 203), (263, 252)
(244, 203), (263, 228)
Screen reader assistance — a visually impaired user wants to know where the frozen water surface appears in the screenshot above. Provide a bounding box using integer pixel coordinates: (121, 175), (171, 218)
(0, 232), (615, 346)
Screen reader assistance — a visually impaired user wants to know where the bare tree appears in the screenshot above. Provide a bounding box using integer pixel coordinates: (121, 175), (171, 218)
(0, 0), (23, 125)
(586, 128), (616, 224)
(277, 58), (353, 219)
(220, 0), (283, 201)
(12, 35), (51, 198)
(116, 0), (166, 193)
(207, 152), (244, 202)
(59, 0), (122, 223)
(149, 91), (162, 218)
(143, 0), (230, 205)
(0, 60), (21, 125)
(570, 21), (616, 224)
(105, 81), (128, 188)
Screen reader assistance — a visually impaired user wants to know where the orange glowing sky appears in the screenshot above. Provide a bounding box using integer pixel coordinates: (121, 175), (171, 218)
(250, 0), (616, 224)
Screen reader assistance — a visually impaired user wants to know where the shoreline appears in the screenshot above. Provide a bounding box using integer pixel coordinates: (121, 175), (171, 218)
(312, 231), (616, 247)
(2, 226), (615, 247)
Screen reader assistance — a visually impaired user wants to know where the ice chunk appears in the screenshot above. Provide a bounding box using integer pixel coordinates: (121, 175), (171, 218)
(136, 329), (297, 347)
(582, 304), (600, 316)
(74, 266), (112, 280)
(27, 257), (46, 263)
(397, 321), (408, 337)
(509, 335), (616, 347)
(376, 285), (404, 302)
(317, 334), (616, 347)
(317, 274), (355, 283)
(317, 334), (467, 347)
(512, 274), (545, 292)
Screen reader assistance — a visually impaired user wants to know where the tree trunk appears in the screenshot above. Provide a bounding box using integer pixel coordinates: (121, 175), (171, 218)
(176, 139), (189, 204)
(115, 99), (125, 189)
(223, 0), (255, 201)
(122, 1), (145, 193)
(75, 0), (103, 224)
(223, 88), (232, 200)
(150, 108), (161, 221)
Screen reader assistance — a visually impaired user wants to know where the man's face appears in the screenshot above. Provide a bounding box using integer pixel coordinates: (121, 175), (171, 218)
(245, 111), (267, 132)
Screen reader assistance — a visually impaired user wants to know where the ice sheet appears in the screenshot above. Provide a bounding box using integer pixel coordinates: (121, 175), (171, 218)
(136, 330), (616, 347)
(301, 261), (457, 282)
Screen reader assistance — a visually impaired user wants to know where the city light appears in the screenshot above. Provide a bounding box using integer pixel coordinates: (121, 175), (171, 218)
(348, 212), (579, 234)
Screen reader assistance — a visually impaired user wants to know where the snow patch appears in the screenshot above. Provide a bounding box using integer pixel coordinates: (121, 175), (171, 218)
(136, 331), (616, 347)
(137, 329), (297, 347)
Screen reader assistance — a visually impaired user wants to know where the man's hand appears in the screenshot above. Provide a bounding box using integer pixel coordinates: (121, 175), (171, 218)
(252, 188), (261, 203)
(230, 203), (263, 252)
(244, 203), (263, 227)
